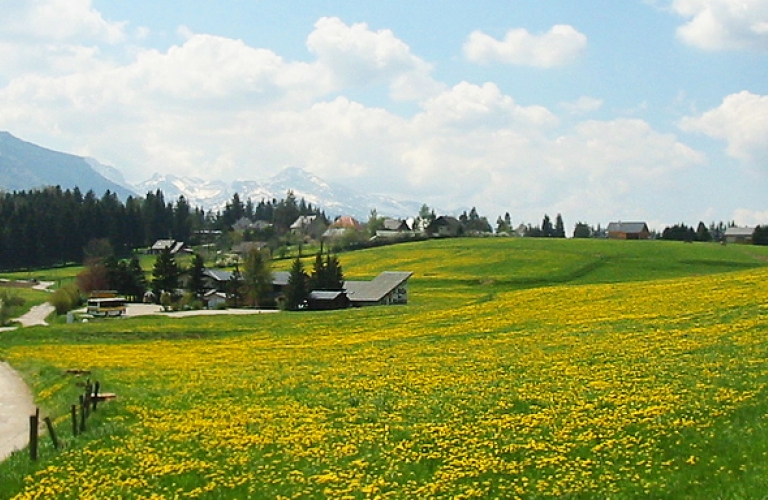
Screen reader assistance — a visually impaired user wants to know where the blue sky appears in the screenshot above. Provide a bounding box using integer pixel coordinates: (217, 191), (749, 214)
(0, 0), (766, 229)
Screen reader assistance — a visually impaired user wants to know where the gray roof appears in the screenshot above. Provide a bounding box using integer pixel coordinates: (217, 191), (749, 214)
(344, 271), (413, 303)
(724, 227), (755, 237)
(151, 239), (176, 250)
(203, 269), (234, 282)
(272, 271), (291, 287)
(607, 222), (648, 233)
(309, 290), (346, 300)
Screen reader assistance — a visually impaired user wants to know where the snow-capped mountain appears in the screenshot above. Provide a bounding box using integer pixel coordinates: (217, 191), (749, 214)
(135, 167), (423, 220)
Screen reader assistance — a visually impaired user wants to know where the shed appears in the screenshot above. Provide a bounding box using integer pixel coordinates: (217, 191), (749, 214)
(307, 290), (350, 310)
(606, 222), (650, 240)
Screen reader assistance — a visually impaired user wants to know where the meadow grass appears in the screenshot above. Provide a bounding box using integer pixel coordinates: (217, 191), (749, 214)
(1, 238), (768, 499)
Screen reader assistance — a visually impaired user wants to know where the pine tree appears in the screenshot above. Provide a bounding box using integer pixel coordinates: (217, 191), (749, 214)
(285, 258), (308, 311)
(152, 248), (180, 299)
(188, 253), (206, 299)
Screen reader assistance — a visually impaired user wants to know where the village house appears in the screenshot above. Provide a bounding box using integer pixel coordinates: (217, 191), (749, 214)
(606, 222), (650, 240)
(290, 215), (327, 239)
(724, 227), (756, 244)
(426, 216), (462, 238)
(375, 218), (416, 240)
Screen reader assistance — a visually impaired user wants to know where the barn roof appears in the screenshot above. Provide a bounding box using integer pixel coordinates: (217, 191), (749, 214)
(344, 271), (413, 303)
(724, 227), (755, 237)
(607, 222), (648, 233)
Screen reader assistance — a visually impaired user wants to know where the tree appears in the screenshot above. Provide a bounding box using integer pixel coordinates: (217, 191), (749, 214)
(284, 258), (309, 311)
(188, 253), (207, 299)
(573, 222), (591, 238)
(695, 221), (711, 242)
(242, 248), (273, 307)
(541, 214), (553, 237)
(152, 248), (181, 300)
(754, 226), (768, 246)
(554, 214), (566, 238)
(310, 251), (344, 290)
(226, 264), (244, 308)
(124, 256), (147, 302)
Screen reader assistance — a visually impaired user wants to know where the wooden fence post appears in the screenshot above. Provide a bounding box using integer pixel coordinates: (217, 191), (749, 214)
(44, 416), (59, 450)
(29, 413), (38, 461)
(79, 395), (86, 433)
(71, 404), (78, 436)
(92, 381), (100, 412)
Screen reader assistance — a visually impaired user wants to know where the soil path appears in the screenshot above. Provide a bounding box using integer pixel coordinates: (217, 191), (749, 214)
(0, 362), (36, 462)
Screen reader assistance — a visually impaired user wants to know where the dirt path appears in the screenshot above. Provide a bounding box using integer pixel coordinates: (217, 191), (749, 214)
(0, 362), (36, 462)
(15, 303), (56, 327)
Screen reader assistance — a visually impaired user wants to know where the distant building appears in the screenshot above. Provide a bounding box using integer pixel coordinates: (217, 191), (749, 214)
(606, 222), (650, 240)
(290, 215), (327, 239)
(149, 239), (187, 254)
(426, 216), (462, 238)
(344, 271), (413, 307)
(724, 227), (755, 244)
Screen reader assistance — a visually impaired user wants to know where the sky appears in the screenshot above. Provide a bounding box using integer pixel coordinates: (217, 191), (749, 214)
(0, 0), (766, 230)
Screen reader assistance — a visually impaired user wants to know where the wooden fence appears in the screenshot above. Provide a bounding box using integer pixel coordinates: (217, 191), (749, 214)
(28, 379), (109, 461)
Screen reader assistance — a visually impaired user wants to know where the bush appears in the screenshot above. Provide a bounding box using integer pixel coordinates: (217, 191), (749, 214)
(49, 283), (82, 315)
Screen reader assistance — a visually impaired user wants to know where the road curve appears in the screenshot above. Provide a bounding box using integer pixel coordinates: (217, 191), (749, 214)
(0, 361), (36, 462)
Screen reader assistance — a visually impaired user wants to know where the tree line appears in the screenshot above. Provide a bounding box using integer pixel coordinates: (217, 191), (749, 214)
(0, 187), (324, 271)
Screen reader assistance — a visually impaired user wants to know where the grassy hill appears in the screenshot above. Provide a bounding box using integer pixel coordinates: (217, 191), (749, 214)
(1, 238), (768, 499)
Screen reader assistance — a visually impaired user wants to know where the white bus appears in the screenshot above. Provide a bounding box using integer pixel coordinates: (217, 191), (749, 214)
(86, 295), (127, 317)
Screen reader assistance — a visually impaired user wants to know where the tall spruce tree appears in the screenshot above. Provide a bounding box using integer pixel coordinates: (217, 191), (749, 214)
(151, 248), (180, 299)
(285, 258), (308, 310)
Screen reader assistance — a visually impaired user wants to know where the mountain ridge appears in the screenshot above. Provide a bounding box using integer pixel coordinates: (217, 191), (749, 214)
(0, 131), (424, 219)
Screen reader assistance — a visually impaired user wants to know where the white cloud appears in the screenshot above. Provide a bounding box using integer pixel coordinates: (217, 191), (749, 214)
(670, 0), (768, 50)
(463, 25), (587, 67)
(560, 96), (604, 115)
(0, 5), (710, 224)
(306, 17), (443, 100)
(732, 208), (768, 226)
(679, 91), (768, 165)
(0, 0), (126, 43)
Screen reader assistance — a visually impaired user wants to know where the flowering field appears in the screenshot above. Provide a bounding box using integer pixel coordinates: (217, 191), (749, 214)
(1, 239), (768, 499)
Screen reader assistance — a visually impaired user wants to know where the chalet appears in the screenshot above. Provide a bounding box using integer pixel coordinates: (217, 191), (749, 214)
(290, 215), (327, 239)
(375, 218), (417, 240)
(724, 227), (755, 244)
(202, 269), (235, 291)
(149, 239), (186, 255)
(332, 215), (363, 230)
(606, 222), (650, 240)
(426, 216), (462, 238)
(344, 271), (413, 307)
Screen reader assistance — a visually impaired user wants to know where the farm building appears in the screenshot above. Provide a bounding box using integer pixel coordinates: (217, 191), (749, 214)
(426, 216), (462, 237)
(606, 222), (650, 240)
(724, 227), (755, 244)
(149, 239), (187, 254)
(344, 271), (413, 307)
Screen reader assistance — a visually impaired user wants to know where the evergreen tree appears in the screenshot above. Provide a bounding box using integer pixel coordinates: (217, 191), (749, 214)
(554, 214), (566, 238)
(188, 253), (207, 299)
(125, 256), (147, 302)
(541, 214), (553, 237)
(151, 248), (180, 299)
(695, 221), (711, 242)
(573, 222), (591, 238)
(754, 226), (768, 246)
(285, 258), (308, 311)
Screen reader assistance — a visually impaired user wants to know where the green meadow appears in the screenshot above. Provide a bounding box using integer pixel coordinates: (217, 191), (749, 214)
(1, 238), (768, 499)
